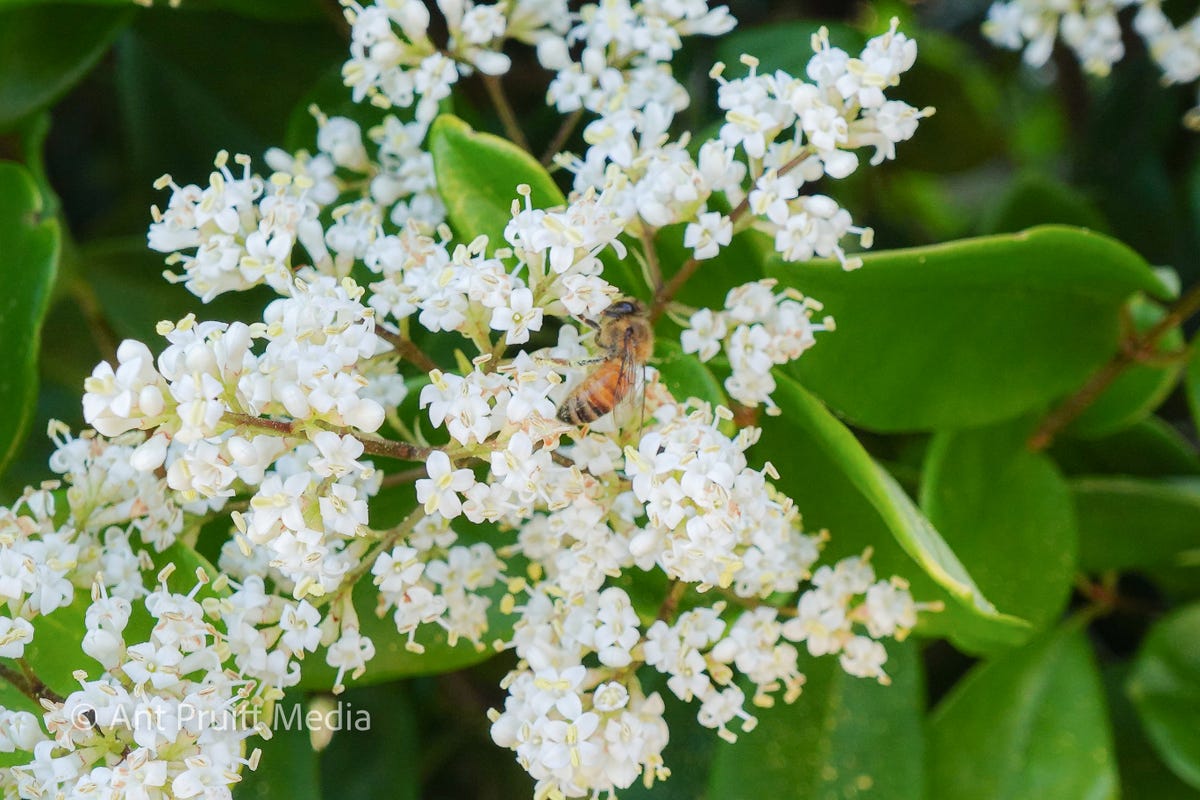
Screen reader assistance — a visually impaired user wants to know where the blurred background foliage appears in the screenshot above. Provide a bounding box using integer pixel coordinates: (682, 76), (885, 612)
(3, 0), (1200, 797)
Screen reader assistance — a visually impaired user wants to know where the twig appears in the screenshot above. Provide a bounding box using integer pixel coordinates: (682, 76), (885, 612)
(379, 465), (428, 488)
(640, 228), (664, 292)
(376, 327), (438, 373)
(0, 660), (63, 705)
(70, 278), (120, 367)
(222, 412), (433, 462)
(651, 193), (752, 322)
(481, 75), (531, 154)
(1028, 280), (1200, 451)
(655, 580), (687, 623)
(541, 108), (585, 165)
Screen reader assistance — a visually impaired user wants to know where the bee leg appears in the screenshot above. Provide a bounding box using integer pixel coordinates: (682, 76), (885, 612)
(535, 355), (607, 368)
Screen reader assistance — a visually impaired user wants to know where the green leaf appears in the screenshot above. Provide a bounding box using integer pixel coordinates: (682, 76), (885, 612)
(24, 596), (88, 697)
(1104, 663), (1200, 800)
(1050, 418), (1200, 478)
(0, 3), (133, 129)
(707, 639), (924, 800)
(0, 162), (60, 479)
(1073, 477), (1200, 571)
(887, 29), (1003, 174)
(429, 114), (565, 253)
(766, 226), (1168, 432)
(654, 339), (725, 409)
(982, 172), (1108, 236)
(116, 10), (344, 179)
(1129, 603), (1200, 790)
(1068, 292), (1185, 438)
(758, 373), (1028, 649)
(235, 693), (322, 800)
(928, 620), (1118, 800)
(921, 416), (1076, 644)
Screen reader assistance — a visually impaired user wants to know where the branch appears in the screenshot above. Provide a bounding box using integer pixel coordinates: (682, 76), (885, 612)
(222, 412), (433, 462)
(1028, 280), (1200, 451)
(481, 75), (531, 154)
(376, 327), (439, 373)
(1, 660), (63, 705)
(541, 108), (585, 166)
(651, 190), (752, 323)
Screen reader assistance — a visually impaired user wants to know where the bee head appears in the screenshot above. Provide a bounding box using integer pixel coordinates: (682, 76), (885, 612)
(604, 299), (644, 318)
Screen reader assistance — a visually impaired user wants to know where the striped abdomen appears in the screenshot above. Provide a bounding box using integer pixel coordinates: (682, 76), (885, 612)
(557, 360), (632, 424)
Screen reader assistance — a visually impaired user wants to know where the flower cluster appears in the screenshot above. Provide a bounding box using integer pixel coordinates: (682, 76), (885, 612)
(1, 4), (937, 799)
(984, 0), (1200, 126)
(560, 20), (928, 272)
(681, 279), (834, 411)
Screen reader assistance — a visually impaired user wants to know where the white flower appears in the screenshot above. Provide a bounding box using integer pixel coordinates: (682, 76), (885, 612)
(0, 616), (34, 659)
(415, 451), (476, 519)
(489, 287), (545, 344)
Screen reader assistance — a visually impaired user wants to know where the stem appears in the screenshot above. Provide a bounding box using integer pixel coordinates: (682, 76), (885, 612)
(541, 108), (585, 166)
(376, 327), (439, 373)
(651, 192), (752, 322)
(0, 660), (63, 705)
(379, 465), (428, 488)
(70, 277), (120, 366)
(222, 412), (433, 462)
(640, 228), (664, 292)
(481, 75), (531, 154)
(1028, 280), (1200, 451)
(654, 580), (687, 624)
(337, 505), (425, 593)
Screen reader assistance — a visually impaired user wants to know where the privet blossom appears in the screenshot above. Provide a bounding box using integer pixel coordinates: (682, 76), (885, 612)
(984, 0), (1200, 127)
(1, 2), (936, 798)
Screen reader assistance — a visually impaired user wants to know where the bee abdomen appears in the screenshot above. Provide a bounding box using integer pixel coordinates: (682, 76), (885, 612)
(557, 395), (608, 424)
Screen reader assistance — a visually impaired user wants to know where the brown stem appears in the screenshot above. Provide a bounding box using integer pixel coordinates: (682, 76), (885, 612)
(222, 412), (433, 462)
(376, 327), (439, 373)
(541, 108), (585, 166)
(1028, 280), (1200, 451)
(70, 278), (120, 367)
(651, 192), (753, 322)
(655, 580), (687, 624)
(378, 465), (428, 488)
(641, 228), (664, 292)
(481, 75), (531, 154)
(1, 660), (63, 705)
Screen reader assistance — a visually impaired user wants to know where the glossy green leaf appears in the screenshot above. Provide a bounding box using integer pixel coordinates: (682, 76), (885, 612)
(24, 596), (88, 697)
(654, 339), (725, 409)
(116, 11), (343, 179)
(928, 620), (1118, 800)
(1050, 418), (1200, 478)
(887, 29), (1003, 174)
(1068, 292), (1184, 438)
(1104, 663), (1200, 800)
(766, 226), (1168, 432)
(0, 163), (60, 479)
(921, 416), (1076, 643)
(0, 4), (132, 129)
(1073, 477), (1200, 571)
(708, 639), (923, 799)
(1129, 603), (1200, 789)
(982, 171), (1108, 235)
(758, 373), (1028, 648)
(429, 114), (565, 253)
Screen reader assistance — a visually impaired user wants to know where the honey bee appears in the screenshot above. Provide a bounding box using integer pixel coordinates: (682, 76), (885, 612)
(557, 298), (654, 425)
